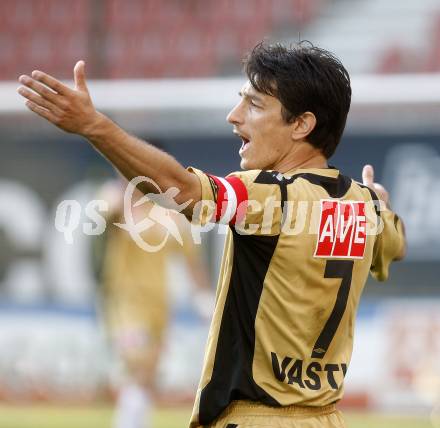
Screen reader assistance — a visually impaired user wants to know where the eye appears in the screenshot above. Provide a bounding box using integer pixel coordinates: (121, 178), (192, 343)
(250, 100), (261, 108)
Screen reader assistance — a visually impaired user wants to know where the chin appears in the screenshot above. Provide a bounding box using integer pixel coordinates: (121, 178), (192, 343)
(240, 156), (271, 171)
(240, 158), (256, 170)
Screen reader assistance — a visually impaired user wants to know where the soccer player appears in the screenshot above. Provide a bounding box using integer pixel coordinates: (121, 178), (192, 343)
(18, 42), (406, 428)
(97, 180), (212, 428)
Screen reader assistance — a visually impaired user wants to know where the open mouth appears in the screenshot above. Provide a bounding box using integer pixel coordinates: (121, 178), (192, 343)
(240, 136), (250, 153)
(234, 131), (251, 155)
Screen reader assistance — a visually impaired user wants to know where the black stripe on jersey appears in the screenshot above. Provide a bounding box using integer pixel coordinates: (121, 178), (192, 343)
(199, 229), (280, 425)
(293, 173), (352, 199)
(393, 214), (399, 230)
(254, 170), (352, 200)
(357, 183), (382, 256)
(358, 183), (381, 218)
(207, 175), (219, 203)
(255, 170), (352, 227)
(357, 183), (384, 272)
(254, 171), (290, 226)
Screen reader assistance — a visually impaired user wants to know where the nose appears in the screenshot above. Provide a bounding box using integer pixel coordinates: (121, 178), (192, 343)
(226, 100), (244, 125)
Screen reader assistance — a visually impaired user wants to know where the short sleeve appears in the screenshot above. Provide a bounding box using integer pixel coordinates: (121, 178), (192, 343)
(187, 167), (217, 225)
(187, 167), (216, 205)
(187, 167), (282, 235)
(187, 166), (250, 226)
(370, 210), (406, 281)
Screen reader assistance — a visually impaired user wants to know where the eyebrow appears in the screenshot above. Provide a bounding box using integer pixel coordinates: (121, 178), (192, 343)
(238, 90), (265, 105)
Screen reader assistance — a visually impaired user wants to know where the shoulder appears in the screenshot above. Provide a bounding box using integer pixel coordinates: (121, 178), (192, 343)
(226, 169), (262, 186)
(227, 169), (295, 189)
(225, 169), (286, 200)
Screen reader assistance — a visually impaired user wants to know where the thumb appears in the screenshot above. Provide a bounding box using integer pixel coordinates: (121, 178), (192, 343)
(362, 164), (374, 187)
(74, 60), (88, 92)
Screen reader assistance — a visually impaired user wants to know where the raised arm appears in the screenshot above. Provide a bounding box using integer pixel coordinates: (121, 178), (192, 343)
(17, 61), (201, 217)
(362, 164), (407, 261)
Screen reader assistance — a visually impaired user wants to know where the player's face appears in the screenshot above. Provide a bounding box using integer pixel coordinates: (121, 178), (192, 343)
(227, 81), (294, 170)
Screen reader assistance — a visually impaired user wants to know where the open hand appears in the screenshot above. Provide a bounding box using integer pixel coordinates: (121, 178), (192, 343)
(17, 61), (101, 136)
(362, 164), (390, 208)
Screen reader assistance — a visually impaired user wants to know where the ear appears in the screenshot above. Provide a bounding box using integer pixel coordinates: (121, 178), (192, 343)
(290, 112), (317, 141)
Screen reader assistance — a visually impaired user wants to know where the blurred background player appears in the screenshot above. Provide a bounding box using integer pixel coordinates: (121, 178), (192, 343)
(97, 179), (212, 428)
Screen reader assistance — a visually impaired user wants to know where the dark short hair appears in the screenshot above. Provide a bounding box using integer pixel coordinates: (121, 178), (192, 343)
(244, 41), (351, 158)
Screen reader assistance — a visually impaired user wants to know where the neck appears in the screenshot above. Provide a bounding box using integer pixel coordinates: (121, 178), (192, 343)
(272, 143), (328, 173)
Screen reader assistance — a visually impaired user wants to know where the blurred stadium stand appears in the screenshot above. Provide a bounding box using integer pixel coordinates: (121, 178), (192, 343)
(298, 0), (440, 74)
(2, 0), (323, 79)
(2, 0), (440, 80)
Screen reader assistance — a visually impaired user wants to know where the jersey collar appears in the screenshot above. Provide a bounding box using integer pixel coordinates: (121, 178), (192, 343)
(282, 166), (340, 178)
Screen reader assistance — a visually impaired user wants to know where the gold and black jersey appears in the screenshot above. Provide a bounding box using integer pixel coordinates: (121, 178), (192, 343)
(187, 166), (405, 427)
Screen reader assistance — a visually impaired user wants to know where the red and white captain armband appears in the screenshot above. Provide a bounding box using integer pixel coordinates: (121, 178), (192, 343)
(207, 175), (248, 225)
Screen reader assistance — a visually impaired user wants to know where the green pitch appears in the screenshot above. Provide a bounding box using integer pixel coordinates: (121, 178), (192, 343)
(0, 405), (433, 428)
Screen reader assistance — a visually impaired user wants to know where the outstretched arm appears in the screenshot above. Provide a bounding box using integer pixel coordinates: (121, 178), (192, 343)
(17, 61), (201, 217)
